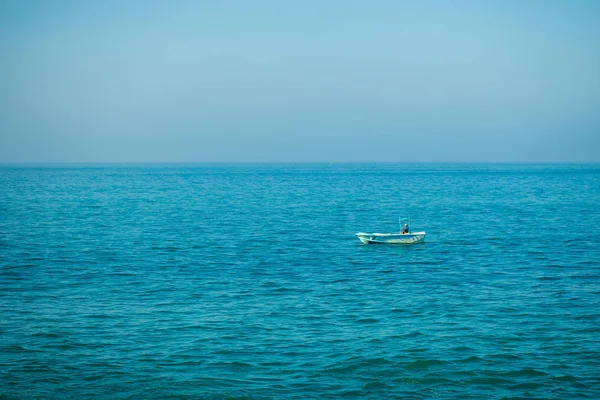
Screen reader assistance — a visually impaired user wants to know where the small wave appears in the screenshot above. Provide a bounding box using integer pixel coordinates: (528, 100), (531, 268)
(31, 332), (61, 338)
(49, 343), (91, 350)
(451, 346), (474, 352)
(405, 359), (449, 370)
(362, 381), (389, 390)
(573, 314), (599, 321)
(206, 361), (255, 371)
(486, 353), (523, 361)
(14, 365), (58, 373)
(108, 272), (138, 277)
(85, 314), (113, 319)
(3, 345), (43, 353)
(331, 278), (352, 284)
(457, 356), (485, 363)
(417, 377), (457, 385)
(391, 331), (422, 339)
(406, 348), (429, 353)
(510, 382), (544, 390)
(334, 389), (364, 397)
(553, 375), (578, 382)
(326, 357), (393, 374)
(536, 276), (561, 281)
(501, 368), (548, 378)
(259, 361), (290, 367)
(82, 370), (127, 382)
(356, 318), (379, 324)
(467, 377), (512, 385)
(9, 263), (39, 269)
(150, 246), (180, 252)
(363, 357), (393, 366)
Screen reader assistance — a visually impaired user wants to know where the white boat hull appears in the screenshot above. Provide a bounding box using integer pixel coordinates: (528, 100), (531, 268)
(356, 232), (426, 244)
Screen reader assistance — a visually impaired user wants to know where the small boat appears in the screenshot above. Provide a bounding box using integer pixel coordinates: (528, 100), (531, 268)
(356, 217), (426, 244)
(355, 232), (426, 244)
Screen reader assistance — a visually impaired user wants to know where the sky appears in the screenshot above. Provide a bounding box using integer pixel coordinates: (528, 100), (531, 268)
(1, 0), (599, 163)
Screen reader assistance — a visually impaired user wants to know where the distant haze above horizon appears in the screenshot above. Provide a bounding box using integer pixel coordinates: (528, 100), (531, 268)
(1, 0), (599, 163)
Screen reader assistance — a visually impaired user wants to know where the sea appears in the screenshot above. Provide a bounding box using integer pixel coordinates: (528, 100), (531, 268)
(1, 163), (599, 399)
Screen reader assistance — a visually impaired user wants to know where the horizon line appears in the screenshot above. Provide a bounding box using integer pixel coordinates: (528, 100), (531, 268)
(1, 161), (599, 166)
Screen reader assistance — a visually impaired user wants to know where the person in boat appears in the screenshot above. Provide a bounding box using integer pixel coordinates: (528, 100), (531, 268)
(401, 223), (409, 234)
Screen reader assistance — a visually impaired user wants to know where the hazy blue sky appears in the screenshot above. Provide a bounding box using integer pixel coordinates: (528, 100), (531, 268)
(1, 0), (599, 162)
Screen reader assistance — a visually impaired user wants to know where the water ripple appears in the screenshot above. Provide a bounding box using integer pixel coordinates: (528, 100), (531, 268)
(1, 163), (599, 399)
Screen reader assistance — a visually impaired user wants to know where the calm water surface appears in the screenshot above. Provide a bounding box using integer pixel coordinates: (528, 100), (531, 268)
(1, 163), (599, 399)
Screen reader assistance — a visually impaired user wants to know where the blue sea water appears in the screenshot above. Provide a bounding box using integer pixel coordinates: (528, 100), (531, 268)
(1, 163), (599, 399)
